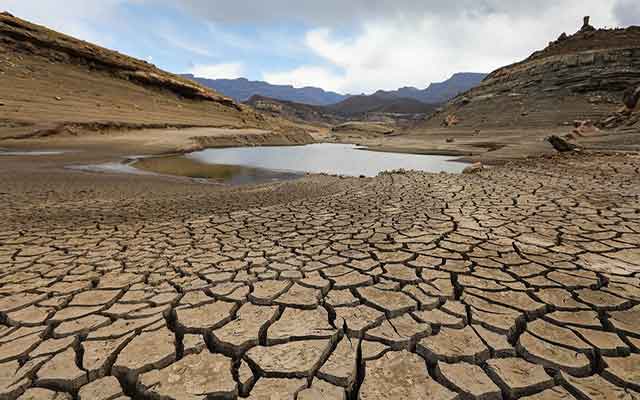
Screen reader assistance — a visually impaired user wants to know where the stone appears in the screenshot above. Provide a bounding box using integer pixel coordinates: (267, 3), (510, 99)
(581, 16), (595, 32)
(546, 135), (577, 152)
(443, 114), (459, 127)
(623, 85), (640, 111)
(463, 162), (484, 174)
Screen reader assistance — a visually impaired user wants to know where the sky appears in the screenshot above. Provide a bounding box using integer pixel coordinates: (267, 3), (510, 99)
(1, 1), (638, 94)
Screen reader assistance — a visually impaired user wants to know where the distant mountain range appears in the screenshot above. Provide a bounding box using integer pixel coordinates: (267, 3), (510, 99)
(181, 75), (346, 106)
(182, 73), (487, 106)
(372, 73), (488, 104)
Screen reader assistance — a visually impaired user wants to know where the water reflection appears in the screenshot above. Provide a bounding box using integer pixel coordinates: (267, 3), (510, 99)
(187, 143), (466, 177)
(133, 155), (301, 185)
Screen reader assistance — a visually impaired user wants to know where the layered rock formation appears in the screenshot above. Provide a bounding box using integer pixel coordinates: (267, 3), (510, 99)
(424, 18), (640, 130)
(0, 13), (268, 138)
(244, 95), (344, 125)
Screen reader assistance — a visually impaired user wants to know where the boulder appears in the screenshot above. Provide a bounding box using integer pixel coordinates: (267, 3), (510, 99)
(463, 163), (484, 174)
(622, 85), (640, 111)
(581, 16), (595, 32)
(442, 114), (459, 127)
(572, 120), (598, 136)
(546, 135), (578, 152)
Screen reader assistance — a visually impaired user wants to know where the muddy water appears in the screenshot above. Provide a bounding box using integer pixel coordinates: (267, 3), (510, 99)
(185, 143), (467, 177)
(128, 143), (467, 184)
(132, 156), (302, 185)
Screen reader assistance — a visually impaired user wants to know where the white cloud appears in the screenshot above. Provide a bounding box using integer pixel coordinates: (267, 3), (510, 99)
(189, 62), (245, 79)
(2, 0), (631, 93)
(613, 0), (640, 26)
(159, 35), (214, 57)
(263, 66), (347, 92)
(263, 2), (618, 93)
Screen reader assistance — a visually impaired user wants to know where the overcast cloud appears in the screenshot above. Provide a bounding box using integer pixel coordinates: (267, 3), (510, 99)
(1, 0), (635, 93)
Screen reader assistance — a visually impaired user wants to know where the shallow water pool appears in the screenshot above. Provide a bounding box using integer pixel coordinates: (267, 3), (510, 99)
(186, 143), (466, 177)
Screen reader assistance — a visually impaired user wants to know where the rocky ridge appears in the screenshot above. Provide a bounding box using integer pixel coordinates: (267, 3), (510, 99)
(424, 18), (640, 130)
(0, 12), (271, 139)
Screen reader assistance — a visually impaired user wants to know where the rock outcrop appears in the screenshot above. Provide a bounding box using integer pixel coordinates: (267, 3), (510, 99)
(423, 18), (640, 130)
(623, 85), (640, 111)
(331, 122), (395, 136)
(546, 135), (579, 152)
(244, 95), (344, 125)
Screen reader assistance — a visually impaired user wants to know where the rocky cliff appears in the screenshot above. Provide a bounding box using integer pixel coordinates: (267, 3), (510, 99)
(424, 18), (640, 130)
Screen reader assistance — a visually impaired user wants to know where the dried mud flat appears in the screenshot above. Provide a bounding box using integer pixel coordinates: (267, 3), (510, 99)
(1, 151), (640, 400)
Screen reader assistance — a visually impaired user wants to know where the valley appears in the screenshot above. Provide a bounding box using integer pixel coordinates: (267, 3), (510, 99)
(0, 9), (639, 400)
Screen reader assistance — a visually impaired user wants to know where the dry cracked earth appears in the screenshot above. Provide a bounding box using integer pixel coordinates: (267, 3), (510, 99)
(1, 153), (640, 400)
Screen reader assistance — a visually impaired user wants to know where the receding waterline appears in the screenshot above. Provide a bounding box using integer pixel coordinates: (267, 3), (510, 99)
(186, 143), (467, 177)
(0, 149), (69, 156)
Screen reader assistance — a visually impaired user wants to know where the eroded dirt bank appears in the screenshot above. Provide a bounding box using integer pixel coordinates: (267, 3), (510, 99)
(0, 125), (316, 156)
(1, 150), (639, 399)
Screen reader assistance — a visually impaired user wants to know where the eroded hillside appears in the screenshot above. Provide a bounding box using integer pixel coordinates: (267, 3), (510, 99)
(424, 18), (640, 130)
(0, 12), (268, 139)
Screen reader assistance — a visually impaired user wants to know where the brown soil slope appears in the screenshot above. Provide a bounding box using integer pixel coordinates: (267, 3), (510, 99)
(423, 21), (640, 130)
(245, 95), (343, 125)
(0, 12), (267, 139)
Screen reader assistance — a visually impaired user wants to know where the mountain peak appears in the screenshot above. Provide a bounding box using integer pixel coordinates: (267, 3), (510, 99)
(185, 72), (487, 106)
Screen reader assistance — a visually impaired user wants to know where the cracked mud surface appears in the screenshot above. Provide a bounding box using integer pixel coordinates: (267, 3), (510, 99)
(1, 153), (640, 399)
